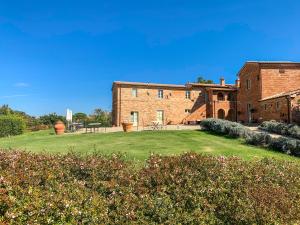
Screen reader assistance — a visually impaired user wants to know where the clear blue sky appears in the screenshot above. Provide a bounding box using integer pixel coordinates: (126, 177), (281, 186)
(1, 0), (299, 116)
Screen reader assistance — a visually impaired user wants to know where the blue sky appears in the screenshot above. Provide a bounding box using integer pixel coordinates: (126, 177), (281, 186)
(1, 0), (300, 116)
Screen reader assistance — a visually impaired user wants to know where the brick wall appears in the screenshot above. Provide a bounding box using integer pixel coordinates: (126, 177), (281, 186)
(261, 69), (300, 98)
(112, 84), (203, 126)
(259, 96), (289, 123)
(237, 64), (261, 123)
(112, 83), (237, 126)
(291, 95), (300, 124)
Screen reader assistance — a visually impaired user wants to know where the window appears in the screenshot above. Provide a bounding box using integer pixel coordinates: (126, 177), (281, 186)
(217, 92), (224, 101)
(131, 88), (138, 97)
(246, 79), (251, 90)
(264, 104), (267, 110)
(185, 109), (191, 113)
(247, 103), (252, 113)
(257, 75), (260, 81)
(158, 89), (164, 99)
(185, 91), (191, 99)
(276, 102), (280, 109)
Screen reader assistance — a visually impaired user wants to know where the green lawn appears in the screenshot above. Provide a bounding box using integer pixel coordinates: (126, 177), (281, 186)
(0, 129), (298, 162)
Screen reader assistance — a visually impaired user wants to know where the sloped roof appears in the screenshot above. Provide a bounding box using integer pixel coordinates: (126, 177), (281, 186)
(237, 61), (300, 77)
(113, 81), (186, 88)
(186, 82), (236, 89)
(259, 89), (300, 102)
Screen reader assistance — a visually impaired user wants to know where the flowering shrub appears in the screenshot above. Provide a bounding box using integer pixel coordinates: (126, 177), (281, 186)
(0, 150), (299, 224)
(259, 120), (300, 139)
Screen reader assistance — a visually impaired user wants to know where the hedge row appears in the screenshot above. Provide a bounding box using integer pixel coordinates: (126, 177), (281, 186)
(0, 115), (26, 137)
(0, 151), (299, 224)
(259, 120), (300, 139)
(201, 118), (300, 157)
(200, 118), (251, 138)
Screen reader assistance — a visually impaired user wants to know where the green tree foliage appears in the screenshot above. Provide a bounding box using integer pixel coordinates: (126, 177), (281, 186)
(0, 115), (26, 137)
(73, 112), (88, 122)
(0, 104), (12, 115)
(196, 76), (214, 84)
(89, 108), (112, 126)
(39, 113), (66, 126)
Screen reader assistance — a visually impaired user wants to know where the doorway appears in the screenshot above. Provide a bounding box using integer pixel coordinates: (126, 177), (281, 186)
(130, 111), (139, 126)
(156, 110), (164, 125)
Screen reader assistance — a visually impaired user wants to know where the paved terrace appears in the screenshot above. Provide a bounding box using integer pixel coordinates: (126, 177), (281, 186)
(73, 125), (201, 134)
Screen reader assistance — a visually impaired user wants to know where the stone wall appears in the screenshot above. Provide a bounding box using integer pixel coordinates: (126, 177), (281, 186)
(112, 84), (201, 126)
(259, 96), (289, 123)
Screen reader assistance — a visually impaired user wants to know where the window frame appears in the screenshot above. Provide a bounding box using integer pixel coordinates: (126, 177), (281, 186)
(158, 89), (164, 99)
(131, 88), (138, 97)
(185, 90), (191, 99)
(276, 101), (280, 110)
(185, 109), (191, 113)
(246, 79), (251, 90)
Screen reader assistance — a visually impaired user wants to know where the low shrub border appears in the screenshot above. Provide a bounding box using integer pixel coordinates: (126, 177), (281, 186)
(0, 150), (299, 224)
(201, 118), (300, 157)
(259, 120), (300, 139)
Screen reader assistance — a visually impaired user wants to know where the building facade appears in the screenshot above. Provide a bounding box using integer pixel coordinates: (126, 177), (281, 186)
(112, 61), (300, 126)
(237, 62), (300, 124)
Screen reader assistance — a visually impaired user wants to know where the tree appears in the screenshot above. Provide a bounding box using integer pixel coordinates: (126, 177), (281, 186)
(196, 76), (214, 84)
(90, 108), (112, 126)
(73, 112), (88, 122)
(39, 113), (66, 126)
(0, 105), (12, 115)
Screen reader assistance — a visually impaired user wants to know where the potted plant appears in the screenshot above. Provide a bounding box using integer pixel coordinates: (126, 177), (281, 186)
(121, 121), (133, 132)
(54, 120), (65, 135)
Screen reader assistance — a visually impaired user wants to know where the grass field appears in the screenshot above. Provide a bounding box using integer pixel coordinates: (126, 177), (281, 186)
(0, 129), (298, 162)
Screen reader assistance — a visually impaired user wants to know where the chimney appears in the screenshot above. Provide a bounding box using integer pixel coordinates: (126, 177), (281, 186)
(220, 77), (225, 86)
(235, 79), (240, 88)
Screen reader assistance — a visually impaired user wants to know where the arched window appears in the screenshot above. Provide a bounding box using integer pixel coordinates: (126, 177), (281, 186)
(217, 92), (224, 101)
(217, 109), (225, 119)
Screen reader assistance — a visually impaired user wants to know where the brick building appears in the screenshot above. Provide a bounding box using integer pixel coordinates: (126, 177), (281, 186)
(112, 61), (300, 126)
(237, 61), (300, 124)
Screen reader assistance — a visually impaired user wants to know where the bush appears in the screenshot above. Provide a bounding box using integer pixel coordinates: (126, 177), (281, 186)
(259, 121), (300, 139)
(201, 118), (250, 138)
(245, 132), (271, 146)
(0, 151), (299, 224)
(267, 137), (300, 155)
(201, 119), (300, 157)
(0, 115), (26, 137)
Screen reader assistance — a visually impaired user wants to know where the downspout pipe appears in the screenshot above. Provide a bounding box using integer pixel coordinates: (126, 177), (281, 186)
(286, 96), (291, 124)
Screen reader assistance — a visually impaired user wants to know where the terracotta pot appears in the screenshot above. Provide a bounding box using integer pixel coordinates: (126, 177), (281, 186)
(54, 121), (65, 135)
(122, 122), (133, 132)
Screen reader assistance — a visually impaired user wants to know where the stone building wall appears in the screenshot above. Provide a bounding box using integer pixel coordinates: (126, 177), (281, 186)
(112, 82), (237, 126)
(237, 63), (261, 123)
(291, 95), (300, 124)
(259, 96), (289, 123)
(112, 84), (201, 126)
(261, 69), (300, 99)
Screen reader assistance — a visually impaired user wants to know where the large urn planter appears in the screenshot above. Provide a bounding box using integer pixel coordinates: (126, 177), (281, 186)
(122, 122), (133, 132)
(54, 121), (65, 135)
